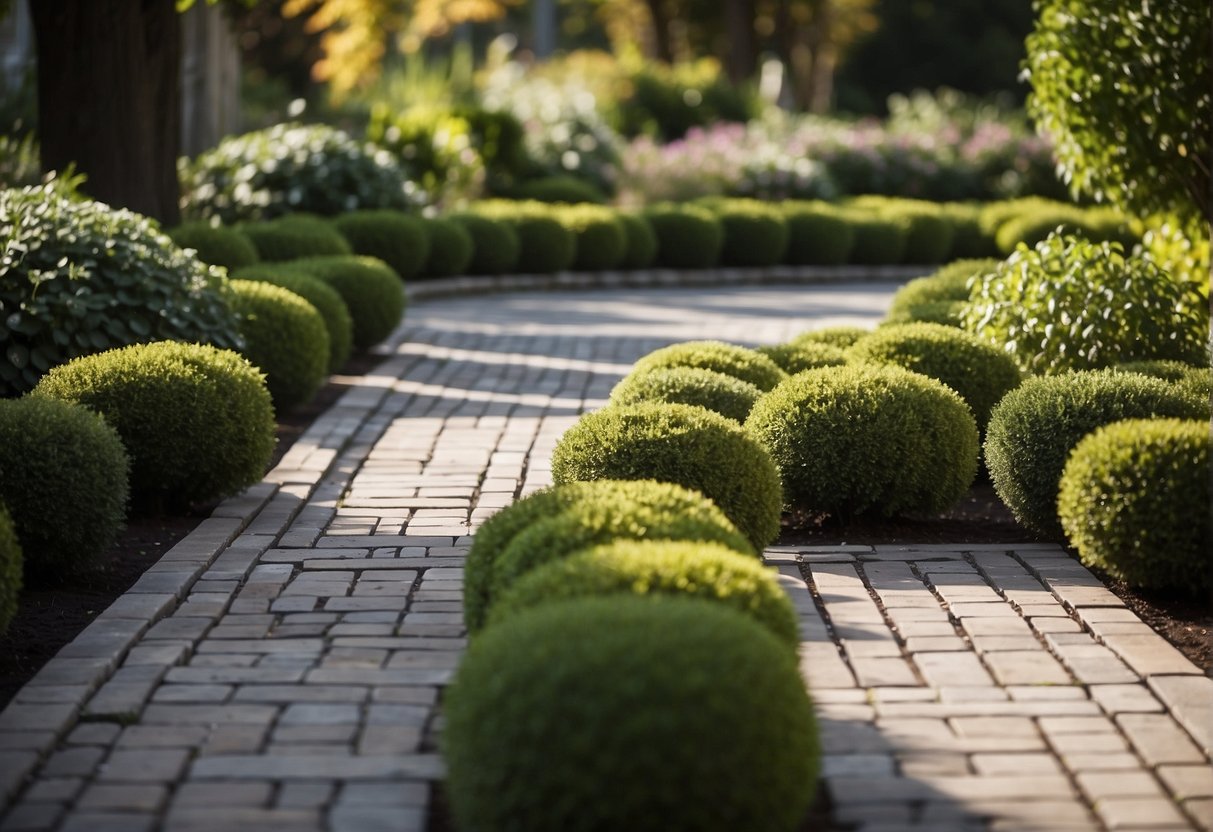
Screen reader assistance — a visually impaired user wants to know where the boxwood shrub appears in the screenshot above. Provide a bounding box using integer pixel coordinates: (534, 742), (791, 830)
(884, 202), (955, 264)
(789, 326), (871, 349)
(1059, 419), (1209, 593)
(0, 505), (20, 635)
(552, 402), (783, 551)
(448, 212), (520, 275)
(782, 202), (855, 265)
(289, 256), (406, 350)
(644, 204), (723, 269)
(240, 215), (352, 263)
(32, 341), (276, 511)
(0, 397), (129, 578)
(167, 221), (260, 271)
(885, 259), (999, 328)
(228, 280), (329, 410)
(505, 174), (608, 204)
(1111, 359), (1204, 383)
(488, 540), (799, 650)
(702, 198), (789, 267)
(758, 341), (848, 375)
(609, 366), (762, 422)
(939, 203), (993, 258)
(843, 213), (909, 265)
(629, 340), (787, 391)
(232, 264), (354, 373)
(984, 370), (1210, 536)
(617, 212), (658, 269)
(419, 217), (474, 278)
(443, 597), (819, 832)
(471, 201), (576, 274)
(993, 207), (1087, 254)
(745, 364), (979, 519)
(557, 205), (627, 271)
(331, 210), (429, 281)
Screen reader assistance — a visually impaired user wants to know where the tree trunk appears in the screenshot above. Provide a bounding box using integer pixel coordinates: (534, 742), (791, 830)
(723, 0), (756, 84)
(644, 0), (674, 63)
(30, 0), (182, 225)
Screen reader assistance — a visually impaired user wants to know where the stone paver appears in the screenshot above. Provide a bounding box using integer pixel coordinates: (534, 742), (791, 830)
(1, 278), (1208, 832)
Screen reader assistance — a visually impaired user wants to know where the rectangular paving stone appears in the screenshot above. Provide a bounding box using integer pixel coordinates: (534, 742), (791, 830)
(982, 650), (1072, 686)
(172, 781), (273, 808)
(188, 753), (444, 781)
(96, 749), (190, 782)
(1090, 684), (1166, 715)
(76, 783), (168, 812)
(1116, 714), (1208, 766)
(1147, 675), (1213, 755)
(1094, 796), (1189, 829)
(913, 652), (996, 687)
(1100, 632), (1202, 677)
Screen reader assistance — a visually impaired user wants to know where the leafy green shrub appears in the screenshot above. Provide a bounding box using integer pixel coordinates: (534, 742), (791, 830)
(239, 215), (352, 262)
(939, 203), (993, 258)
(556, 205), (627, 271)
(781, 202), (854, 265)
(789, 326), (871, 349)
(489, 540), (798, 649)
(419, 217), (474, 278)
(232, 264), (353, 373)
(0, 505), (20, 635)
(32, 341), (276, 510)
(961, 233), (1209, 375)
(993, 207), (1088, 254)
(552, 402), (783, 550)
(289, 256), (406, 349)
(759, 341), (848, 375)
(470, 201), (576, 273)
(331, 210), (429, 281)
(984, 370), (1209, 536)
(167, 221), (260, 271)
(844, 213), (909, 265)
(644, 204), (723, 268)
(0, 397), (128, 578)
(848, 323), (1022, 432)
(885, 203), (955, 263)
(179, 122), (418, 223)
(1111, 360), (1205, 384)
(977, 197), (1071, 240)
(701, 198), (789, 267)
(885, 258), (999, 327)
(618, 58), (758, 140)
(506, 175), (608, 204)
(610, 367), (761, 422)
(0, 184), (242, 397)
(228, 280), (329, 410)
(629, 340), (787, 392)
(448, 212), (520, 275)
(444, 597), (819, 832)
(1058, 419), (1210, 593)
(616, 212), (657, 270)
(745, 364), (979, 519)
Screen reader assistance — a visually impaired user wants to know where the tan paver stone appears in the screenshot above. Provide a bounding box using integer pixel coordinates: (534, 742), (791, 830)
(1117, 714), (1207, 766)
(1147, 676), (1213, 754)
(1090, 684), (1167, 715)
(1158, 766), (1213, 800)
(1095, 797), (1190, 829)
(913, 651), (996, 687)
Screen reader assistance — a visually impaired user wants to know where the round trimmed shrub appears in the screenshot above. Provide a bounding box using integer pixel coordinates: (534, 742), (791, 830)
(745, 364), (979, 519)
(505, 174), (608, 204)
(984, 370), (1210, 536)
(448, 212), (519, 275)
(889, 205), (955, 264)
(848, 322), (1022, 432)
(32, 341), (276, 510)
(552, 402), (784, 550)
(0, 184), (241, 397)
(0, 505), (20, 635)
(844, 214), (909, 265)
(488, 540), (799, 649)
(289, 256), (406, 350)
(444, 596), (819, 832)
(0, 397), (128, 578)
(228, 280), (329, 410)
(331, 210), (429, 281)
(782, 201), (855, 265)
(610, 366), (761, 422)
(630, 340), (787, 392)
(464, 479), (747, 631)
(233, 265), (354, 373)
(1058, 419), (1210, 593)
(789, 326), (871, 349)
(239, 215), (352, 262)
(644, 204), (723, 269)
(419, 217), (474, 278)
(557, 205), (627, 271)
(1111, 359), (1203, 383)
(994, 208), (1089, 254)
(759, 341), (848, 375)
(885, 258), (999, 327)
(472, 201), (576, 274)
(617, 212), (657, 269)
(939, 203), (993, 258)
(167, 221), (260, 271)
(703, 198), (789, 267)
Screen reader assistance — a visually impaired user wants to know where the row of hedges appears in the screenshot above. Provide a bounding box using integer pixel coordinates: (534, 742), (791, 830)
(449, 478), (819, 831)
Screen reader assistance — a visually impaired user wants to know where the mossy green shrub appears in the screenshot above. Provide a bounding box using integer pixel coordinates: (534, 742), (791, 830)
(0, 397), (128, 578)
(781, 201), (855, 265)
(977, 197), (1073, 240)
(610, 367), (762, 423)
(1110, 359), (1203, 383)
(961, 233), (1209, 375)
(470, 201), (576, 274)
(617, 212), (657, 269)
(993, 207), (1089, 254)
(32, 341), (276, 510)
(789, 326), (871, 349)
(0, 505), (20, 635)
(444, 596), (819, 832)
(556, 205), (627, 271)
(880, 201), (955, 264)
(232, 264), (354, 373)
(448, 212), (520, 275)
(759, 341), (848, 374)
(227, 280), (329, 410)
(644, 204), (723, 269)
(331, 210), (429, 281)
(1058, 419), (1210, 593)
(701, 198), (789, 267)
(552, 402), (783, 550)
(745, 364), (979, 519)
(167, 221), (260, 271)
(983, 370), (1209, 536)
(0, 184), (242, 397)
(629, 340), (787, 392)
(505, 174), (608, 204)
(848, 323), (1022, 432)
(240, 215), (353, 262)
(488, 540), (799, 649)
(289, 256), (406, 350)
(843, 213), (909, 265)
(418, 217), (474, 278)
(939, 203), (994, 258)
(885, 259), (1000, 327)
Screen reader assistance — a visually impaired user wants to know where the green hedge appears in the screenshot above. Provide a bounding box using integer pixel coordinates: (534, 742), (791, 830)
(617, 212), (658, 269)
(505, 175), (608, 204)
(239, 215), (353, 262)
(758, 341), (848, 375)
(885, 259), (999, 328)
(168, 221), (260, 271)
(781, 202), (855, 266)
(228, 279), (329, 410)
(448, 212), (520, 275)
(419, 217), (475, 278)
(0, 505), (20, 635)
(471, 201), (577, 274)
(788, 326), (871, 349)
(702, 198), (789, 267)
(609, 366), (762, 422)
(558, 205), (628, 271)
(644, 204), (724, 269)
(332, 210), (430, 281)
(232, 264), (354, 373)
(289, 256), (406, 350)
(628, 340), (787, 391)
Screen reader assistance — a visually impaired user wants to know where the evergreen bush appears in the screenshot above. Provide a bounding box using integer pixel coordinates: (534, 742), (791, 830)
(644, 204), (723, 268)
(228, 280), (329, 410)
(240, 215), (352, 262)
(629, 340), (787, 391)
(331, 210), (430, 281)
(289, 256), (406, 349)
(167, 221), (260, 271)
(232, 264), (354, 373)
(609, 366), (762, 422)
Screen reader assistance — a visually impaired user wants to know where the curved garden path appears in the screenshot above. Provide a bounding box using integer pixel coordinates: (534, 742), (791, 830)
(1, 280), (1210, 832)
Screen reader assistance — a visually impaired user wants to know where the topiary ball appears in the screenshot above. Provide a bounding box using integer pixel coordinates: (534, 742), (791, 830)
(609, 366), (762, 423)
(888, 204), (955, 264)
(984, 370), (1209, 536)
(758, 341), (848, 375)
(239, 215), (353, 262)
(885, 259), (1000, 327)
(419, 217), (474, 278)
(557, 205), (627, 271)
(471, 201), (576, 274)
(168, 221), (260, 271)
(848, 322), (1023, 432)
(444, 596), (819, 832)
(939, 203), (994, 258)
(488, 540), (799, 649)
(629, 340), (788, 392)
(0, 397), (128, 579)
(32, 341), (276, 511)
(232, 264), (354, 373)
(1110, 359), (1204, 383)
(552, 402), (783, 551)
(644, 204), (724, 269)
(782, 202), (855, 265)
(745, 364), (979, 519)
(228, 279), (329, 410)
(331, 210), (430, 281)
(289, 256), (406, 350)
(703, 198), (790, 267)
(845, 214), (909, 265)
(1058, 419), (1210, 593)
(0, 504), (21, 635)
(789, 326), (871, 349)
(505, 174), (608, 204)
(617, 212), (658, 269)
(448, 212), (520, 275)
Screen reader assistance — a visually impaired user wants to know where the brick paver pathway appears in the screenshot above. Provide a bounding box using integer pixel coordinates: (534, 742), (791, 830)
(1, 282), (1210, 832)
